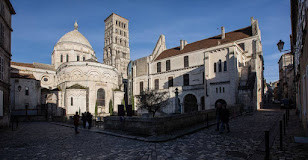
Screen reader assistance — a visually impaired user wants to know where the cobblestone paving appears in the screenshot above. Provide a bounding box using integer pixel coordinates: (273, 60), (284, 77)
(271, 110), (308, 160)
(0, 111), (282, 160)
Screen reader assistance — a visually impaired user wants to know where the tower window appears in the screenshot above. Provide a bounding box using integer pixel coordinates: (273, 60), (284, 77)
(224, 61), (227, 71)
(77, 55), (80, 61)
(203, 72), (205, 84)
(71, 97), (73, 106)
(219, 87), (221, 93)
(183, 74), (189, 86)
(60, 55), (63, 62)
(140, 81), (143, 94)
(216, 88), (218, 93)
(166, 60), (170, 71)
(184, 56), (189, 67)
(157, 62), (161, 73)
(223, 87), (225, 93)
(218, 60), (222, 72)
(66, 55), (69, 62)
(168, 77), (173, 88)
(154, 79), (159, 90)
(83, 57), (85, 61)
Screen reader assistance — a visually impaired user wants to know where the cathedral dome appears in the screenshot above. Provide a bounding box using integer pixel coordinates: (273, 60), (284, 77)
(56, 21), (93, 49)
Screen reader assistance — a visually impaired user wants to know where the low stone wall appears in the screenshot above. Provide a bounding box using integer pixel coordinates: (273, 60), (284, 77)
(104, 105), (242, 136)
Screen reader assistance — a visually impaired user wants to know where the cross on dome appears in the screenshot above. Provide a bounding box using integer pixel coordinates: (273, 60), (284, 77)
(74, 21), (78, 30)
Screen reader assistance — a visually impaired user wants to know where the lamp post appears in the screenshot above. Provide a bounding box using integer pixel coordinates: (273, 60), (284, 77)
(277, 40), (285, 52)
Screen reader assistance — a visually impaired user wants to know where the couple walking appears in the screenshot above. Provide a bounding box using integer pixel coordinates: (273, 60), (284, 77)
(73, 111), (93, 134)
(215, 102), (230, 133)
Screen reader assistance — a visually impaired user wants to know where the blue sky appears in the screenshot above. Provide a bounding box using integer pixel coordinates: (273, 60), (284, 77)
(11, 0), (291, 82)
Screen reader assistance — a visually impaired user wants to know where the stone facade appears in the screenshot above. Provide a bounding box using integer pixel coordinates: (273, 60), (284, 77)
(103, 13), (130, 80)
(131, 17), (264, 114)
(10, 19), (126, 118)
(290, 0), (308, 134)
(0, 0), (15, 127)
(278, 53), (295, 101)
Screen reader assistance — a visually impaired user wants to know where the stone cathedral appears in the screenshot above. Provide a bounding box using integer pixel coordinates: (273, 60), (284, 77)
(10, 13), (130, 117)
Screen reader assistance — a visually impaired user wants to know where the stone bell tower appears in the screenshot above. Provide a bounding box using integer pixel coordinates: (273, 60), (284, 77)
(103, 13), (130, 79)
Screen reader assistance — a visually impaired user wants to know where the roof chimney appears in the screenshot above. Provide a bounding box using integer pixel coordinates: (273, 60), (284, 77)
(221, 26), (225, 39)
(180, 40), (187, 50)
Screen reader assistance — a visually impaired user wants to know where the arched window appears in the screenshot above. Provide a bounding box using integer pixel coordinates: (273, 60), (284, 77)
(25, 87), (29, 95)
(120, 39), (122, 45)
(218, 60), (222, 72)
(115, 37), (117, 44)
(83, 57), (85, 61)
(60, 55), (63, 62)
(97, 88), (105, 107)
(214, 63), (217, 72)
(224, 61), (227, 71)
(71, 97), (73, 106)
(66, 55), (69, 62)
(77, 55), (80, 61)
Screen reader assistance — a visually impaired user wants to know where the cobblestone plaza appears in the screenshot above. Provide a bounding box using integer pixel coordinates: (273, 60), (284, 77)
(1, 111), (295, 160)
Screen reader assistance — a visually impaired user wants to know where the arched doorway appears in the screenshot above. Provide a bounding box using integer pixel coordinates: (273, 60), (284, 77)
(215, 99), (227, 107)
(97, 88), (105, 112)
(184, 94), (198, 113)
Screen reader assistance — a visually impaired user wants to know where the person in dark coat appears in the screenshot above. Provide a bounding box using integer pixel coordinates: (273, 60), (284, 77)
(88, 113), (93, 129)
(73, 112), (80, 134)
(81, 113), (86, 129)
(215, 102), (222, 131)
(219, 104), (230, 133)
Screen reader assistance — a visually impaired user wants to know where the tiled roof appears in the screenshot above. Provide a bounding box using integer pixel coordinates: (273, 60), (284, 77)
(11, 73), (36, 79)
(155, 26), (252, 61)
(11, 62), (55, 71)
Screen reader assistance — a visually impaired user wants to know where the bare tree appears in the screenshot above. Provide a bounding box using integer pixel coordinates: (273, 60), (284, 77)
(136, 90), (169, 117)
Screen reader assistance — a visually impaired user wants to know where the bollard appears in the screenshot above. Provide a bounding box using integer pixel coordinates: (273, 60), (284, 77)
(280, 121), (283, 150)
(206, 113), (209, 127)
(265, 131), (270, 160)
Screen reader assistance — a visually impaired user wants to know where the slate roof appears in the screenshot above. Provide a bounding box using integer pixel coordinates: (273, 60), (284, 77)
(155, 26), (252, 61)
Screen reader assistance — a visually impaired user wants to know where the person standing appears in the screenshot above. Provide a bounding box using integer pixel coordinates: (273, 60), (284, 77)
(215, 102), (222, 131)
(73, 112), (80, 134)
(81, 113), (86, 129)
(219, 104), (230, 133)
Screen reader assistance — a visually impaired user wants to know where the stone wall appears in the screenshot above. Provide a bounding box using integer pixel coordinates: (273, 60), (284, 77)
(104, 105), (242, 136)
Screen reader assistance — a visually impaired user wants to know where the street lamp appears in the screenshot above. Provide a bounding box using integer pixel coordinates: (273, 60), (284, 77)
(277, 40), (285, 52)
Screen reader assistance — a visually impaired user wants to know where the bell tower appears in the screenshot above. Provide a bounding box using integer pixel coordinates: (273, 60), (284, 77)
(103, 13), (130, 79)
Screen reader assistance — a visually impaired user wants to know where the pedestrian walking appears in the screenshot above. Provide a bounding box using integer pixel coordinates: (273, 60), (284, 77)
(73, 112), (80, 134)
(215, 102), (222, 131)
(81, 113), (86, 129)
(219, 104), (230, 133)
